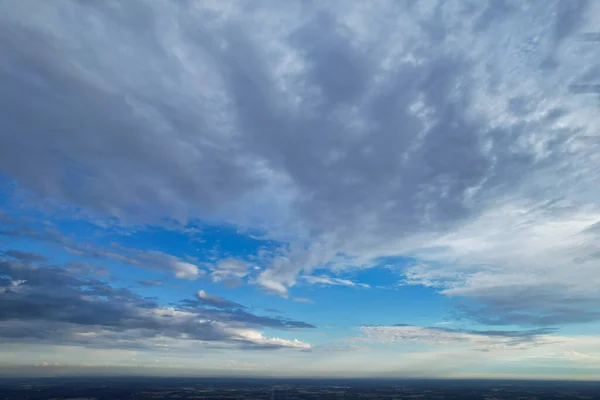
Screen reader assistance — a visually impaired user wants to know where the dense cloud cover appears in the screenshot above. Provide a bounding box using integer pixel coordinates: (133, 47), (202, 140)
(1, 0), (600, 344)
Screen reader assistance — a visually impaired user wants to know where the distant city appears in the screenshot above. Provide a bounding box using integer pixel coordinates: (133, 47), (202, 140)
(1, 378), (600, 400)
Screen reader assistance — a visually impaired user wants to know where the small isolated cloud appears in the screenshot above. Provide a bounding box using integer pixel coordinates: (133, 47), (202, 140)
(256, 270), (292, 298)
(173, 261), (202, 280)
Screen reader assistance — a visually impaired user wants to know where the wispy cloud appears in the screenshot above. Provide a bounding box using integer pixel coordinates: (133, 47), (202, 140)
(1, 219), (203, 280)
(354, 324), (559, 351)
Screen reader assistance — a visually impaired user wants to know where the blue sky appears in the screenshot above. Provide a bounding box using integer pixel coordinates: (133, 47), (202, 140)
(1, 0), (600, 379)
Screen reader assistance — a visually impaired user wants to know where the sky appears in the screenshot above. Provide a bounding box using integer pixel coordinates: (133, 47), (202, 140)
(1, 0), (600, 380)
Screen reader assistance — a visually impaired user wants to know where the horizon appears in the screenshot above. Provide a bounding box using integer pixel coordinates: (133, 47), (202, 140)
(2, 0), (600, 380)
(2, 373), (600, 383)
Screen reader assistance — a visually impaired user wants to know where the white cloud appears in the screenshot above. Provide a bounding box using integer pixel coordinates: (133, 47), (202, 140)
(172, 261), (201, 280)
(230, 328), (311, 351)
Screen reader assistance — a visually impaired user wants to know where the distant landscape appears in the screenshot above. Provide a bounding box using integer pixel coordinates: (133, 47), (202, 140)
(1, 378), (600, 400)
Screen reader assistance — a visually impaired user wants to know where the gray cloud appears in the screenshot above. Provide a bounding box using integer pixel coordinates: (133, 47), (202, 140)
(179, 294), (315, 330)
(1, 0), (600, 326)
(65, 261), (111, 279)
(0, 219), (203, 280)
(450, 285), (600, 326)
(0, 253), (314, 350)
(0, 0), (537, 235)
(195, 290), (247, 310)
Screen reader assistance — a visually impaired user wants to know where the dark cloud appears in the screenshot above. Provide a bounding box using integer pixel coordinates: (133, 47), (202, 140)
(0, 253), (314, 350)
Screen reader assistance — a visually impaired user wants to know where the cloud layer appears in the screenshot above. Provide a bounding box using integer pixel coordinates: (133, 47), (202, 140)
(1, 0), (600, 329)
(0, 253), (313, 351)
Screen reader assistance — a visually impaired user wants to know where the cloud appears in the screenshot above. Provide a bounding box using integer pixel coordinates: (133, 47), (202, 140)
(172, 260), (201, 280)
(355, 324), (558, 351)
(65, 261), (111, 279)
(195, 290), (247, 310)
(1, 0), (600, 327)
(231, 329), (311, 351)
(1, 219), (203, 280)
(564, 350), (600, 362)
(1, 249), (46, 262)
(0, 253), (313, 351)
(207, 258), (253, 283)
(400, 204), (600, 326)
(251, 243), (342, 296)
(301, 275), (369, 288)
